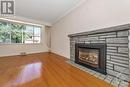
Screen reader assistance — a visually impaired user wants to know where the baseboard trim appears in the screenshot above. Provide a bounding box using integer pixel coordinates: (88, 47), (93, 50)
(50, 52), (69, 59)
(0, 52), (49, 58)
(0, 52), (69, 61)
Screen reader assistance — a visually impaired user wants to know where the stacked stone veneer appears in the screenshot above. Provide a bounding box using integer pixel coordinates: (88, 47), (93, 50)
(69, 24), (130, 82)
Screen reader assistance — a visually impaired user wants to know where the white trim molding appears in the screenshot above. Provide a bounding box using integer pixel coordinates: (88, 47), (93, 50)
(0, 16), (52, 26)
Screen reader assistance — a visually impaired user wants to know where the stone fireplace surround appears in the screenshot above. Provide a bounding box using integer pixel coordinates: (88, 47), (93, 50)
(68, 24), (130, 82)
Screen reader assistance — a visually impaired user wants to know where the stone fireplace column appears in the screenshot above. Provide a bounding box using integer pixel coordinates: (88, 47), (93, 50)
(128, 30), (130, 82)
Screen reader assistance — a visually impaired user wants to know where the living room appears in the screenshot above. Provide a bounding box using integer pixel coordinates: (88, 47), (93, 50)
(0, 0), (130, 87)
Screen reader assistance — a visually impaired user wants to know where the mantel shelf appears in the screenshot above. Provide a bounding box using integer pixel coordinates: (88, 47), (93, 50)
(68, 24), (130, 37)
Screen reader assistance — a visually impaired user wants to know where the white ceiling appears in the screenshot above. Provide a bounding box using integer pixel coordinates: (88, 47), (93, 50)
(15, 0), (84, 24)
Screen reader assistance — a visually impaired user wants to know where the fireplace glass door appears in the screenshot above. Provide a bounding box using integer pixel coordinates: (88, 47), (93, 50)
(79, 48), (99, 68)
(75, 43), (106, 75)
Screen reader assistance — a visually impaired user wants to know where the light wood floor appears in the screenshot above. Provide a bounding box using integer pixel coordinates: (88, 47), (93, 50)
(0, 52), (116, 87)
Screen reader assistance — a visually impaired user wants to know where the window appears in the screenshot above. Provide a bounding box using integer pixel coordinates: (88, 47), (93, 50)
(0, 21), (41, 44)
(0, 22), (11, 44)
(24, 26), (34, 44)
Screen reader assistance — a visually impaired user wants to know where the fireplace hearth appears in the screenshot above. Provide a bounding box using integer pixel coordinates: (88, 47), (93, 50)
(75, 43), (107, 75)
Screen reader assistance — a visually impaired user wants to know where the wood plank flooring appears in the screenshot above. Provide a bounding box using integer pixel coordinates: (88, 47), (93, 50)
(0, 52), (116, 87)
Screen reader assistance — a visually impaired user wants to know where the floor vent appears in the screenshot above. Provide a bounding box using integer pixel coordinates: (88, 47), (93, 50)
(20, 52), (27, 56)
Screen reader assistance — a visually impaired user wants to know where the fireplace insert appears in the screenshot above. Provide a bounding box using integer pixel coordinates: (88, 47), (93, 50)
(75, 43), (107, 75)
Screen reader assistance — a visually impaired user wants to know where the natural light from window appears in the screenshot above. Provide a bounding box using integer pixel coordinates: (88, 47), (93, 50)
(0, 21), (41, 44)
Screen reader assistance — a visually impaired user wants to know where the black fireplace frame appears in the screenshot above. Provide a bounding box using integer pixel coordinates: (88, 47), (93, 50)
(75, 43), (107, 75)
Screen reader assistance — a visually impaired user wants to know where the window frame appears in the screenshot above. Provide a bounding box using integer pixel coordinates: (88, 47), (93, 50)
(0, 21), (42, 45)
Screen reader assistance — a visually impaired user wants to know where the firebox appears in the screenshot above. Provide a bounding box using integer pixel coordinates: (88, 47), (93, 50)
(75, 43), (107, 75)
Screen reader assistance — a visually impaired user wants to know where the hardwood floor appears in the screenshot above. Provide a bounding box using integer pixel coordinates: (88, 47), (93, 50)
(0, 52), (115, 87)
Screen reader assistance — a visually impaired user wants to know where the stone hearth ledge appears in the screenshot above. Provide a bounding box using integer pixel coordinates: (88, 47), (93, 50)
(66, 60), (129, 87)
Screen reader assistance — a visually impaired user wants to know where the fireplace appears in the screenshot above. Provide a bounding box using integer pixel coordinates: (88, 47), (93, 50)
(75, 43), (107, 75)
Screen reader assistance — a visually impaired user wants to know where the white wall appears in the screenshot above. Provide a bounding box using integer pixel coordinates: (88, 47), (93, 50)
(51, 0), (130, 58)
(0, 26), (49, 57)
(45, 27), (51, 52)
